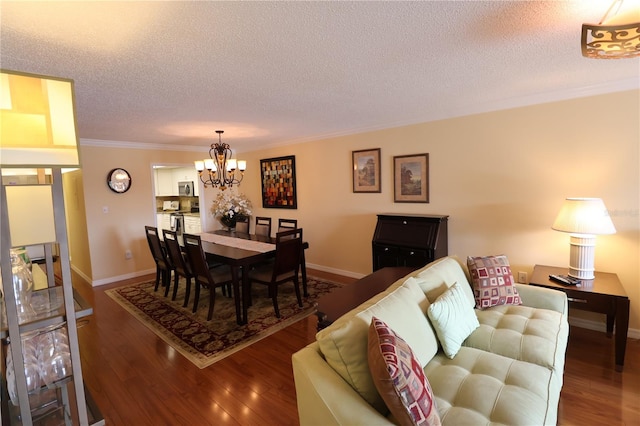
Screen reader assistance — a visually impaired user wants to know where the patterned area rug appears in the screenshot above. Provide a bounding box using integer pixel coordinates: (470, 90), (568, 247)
(106, 276), (340, 369)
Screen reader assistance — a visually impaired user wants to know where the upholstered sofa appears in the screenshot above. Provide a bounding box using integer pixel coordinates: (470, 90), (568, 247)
(292, 256), (569, 425)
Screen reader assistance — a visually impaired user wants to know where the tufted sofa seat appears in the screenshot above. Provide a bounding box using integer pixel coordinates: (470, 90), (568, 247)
(292, 256), (569, 425)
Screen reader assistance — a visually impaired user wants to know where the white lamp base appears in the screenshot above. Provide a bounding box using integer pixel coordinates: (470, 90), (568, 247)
(568, 234), (596, 280)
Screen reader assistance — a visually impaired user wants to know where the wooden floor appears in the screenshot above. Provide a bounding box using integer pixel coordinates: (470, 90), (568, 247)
(74, 269), (640, 425)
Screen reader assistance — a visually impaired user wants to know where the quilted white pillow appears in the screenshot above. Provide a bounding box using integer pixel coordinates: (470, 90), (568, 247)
(317, 278), (439, 414)
(427, 281), (479, 359)
(413, 256), (476, 308)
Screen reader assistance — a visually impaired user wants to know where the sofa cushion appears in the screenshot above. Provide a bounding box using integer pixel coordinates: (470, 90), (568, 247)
(464, 304), (569, 371)
(425, 347), (560, 425)
(368, 317), (441, 426)
(467, 255), (521, 309)
(410, 256), (476, 308)
(427, 282), (479, 359)
(317, 278), (439, 414)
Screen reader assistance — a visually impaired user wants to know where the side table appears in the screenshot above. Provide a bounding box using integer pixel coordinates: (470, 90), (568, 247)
(529, 265), (630, 371)
(315, 266), (415, 331)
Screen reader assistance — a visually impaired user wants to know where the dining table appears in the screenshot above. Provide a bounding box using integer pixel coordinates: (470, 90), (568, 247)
(198, 229), (309, 325)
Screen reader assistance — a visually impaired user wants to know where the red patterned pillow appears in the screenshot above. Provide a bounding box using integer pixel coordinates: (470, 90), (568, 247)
(368, 317), (441, 426)
(467, 255), (522, 309)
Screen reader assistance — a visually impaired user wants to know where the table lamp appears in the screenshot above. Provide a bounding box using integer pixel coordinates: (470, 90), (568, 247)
(1, 69), (80, 246)
(552, 197), (616, 280)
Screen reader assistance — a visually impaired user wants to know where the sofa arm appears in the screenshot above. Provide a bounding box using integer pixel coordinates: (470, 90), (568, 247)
(292, 343), (392, 426)
(515, 284), (568, 316)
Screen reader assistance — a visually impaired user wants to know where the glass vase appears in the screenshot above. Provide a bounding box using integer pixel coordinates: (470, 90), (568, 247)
(10, 249), (36, 324)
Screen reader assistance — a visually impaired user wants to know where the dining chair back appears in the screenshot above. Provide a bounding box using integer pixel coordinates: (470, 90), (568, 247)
(145, 226), (173, 293)
(163, 229), (194, 306)
(278, 218), (297, 233)
(248, 228), (303, 318)
(235, 216), (249, 234)
(255, 216), (272, 237)
(182, 233), (234, 320)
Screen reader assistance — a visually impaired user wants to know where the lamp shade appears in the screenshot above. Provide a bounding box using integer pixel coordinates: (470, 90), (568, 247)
(0, 69), (79, 167)
(552, 198), (616, 235)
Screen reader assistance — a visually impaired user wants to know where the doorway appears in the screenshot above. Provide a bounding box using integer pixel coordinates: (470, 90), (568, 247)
(151, 164), (203, 237)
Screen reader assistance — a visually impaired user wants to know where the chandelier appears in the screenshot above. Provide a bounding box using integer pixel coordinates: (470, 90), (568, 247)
(581, 0), (640, 59)
(194, 130), (246, 190)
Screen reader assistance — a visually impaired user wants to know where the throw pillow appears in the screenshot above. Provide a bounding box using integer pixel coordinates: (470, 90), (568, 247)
(467, 255), (522, 309)
(368, 317), (441, 426)
(427, 282), (479, 359)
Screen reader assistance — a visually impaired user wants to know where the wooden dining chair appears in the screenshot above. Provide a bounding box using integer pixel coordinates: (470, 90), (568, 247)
(145, 226), (174, 293)
(235, 216), (249, 234)
(163, 230), (194, 307)
(278, 218), (297, 232)
(255, 217), (272, 237)
(247, 228), (303, 318)
(182, 233), (235, 320)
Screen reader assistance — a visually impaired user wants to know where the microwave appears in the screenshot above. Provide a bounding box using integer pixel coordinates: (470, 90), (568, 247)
(178, 181), (194, 196)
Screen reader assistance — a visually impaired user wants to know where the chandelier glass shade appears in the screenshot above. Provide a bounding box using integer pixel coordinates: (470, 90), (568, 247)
(194, 130), (246, 190)
(581, 0), (640, 59)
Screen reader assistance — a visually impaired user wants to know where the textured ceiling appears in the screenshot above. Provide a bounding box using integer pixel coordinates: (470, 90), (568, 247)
(1, 1), (638, 154)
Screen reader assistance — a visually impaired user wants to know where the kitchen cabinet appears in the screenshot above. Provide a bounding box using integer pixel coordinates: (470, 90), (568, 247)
(155, 169), (175, 196)
(157, 213), (173, 232)
(172, 168), (199, 197)
(185, 215), (202, 234)
(0, 168), (104, 425)
(155, 167), (200, 197)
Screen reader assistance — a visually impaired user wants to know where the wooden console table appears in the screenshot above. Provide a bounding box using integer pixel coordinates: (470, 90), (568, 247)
(315, 266), (415, 330)
(529, 264), (630, 372)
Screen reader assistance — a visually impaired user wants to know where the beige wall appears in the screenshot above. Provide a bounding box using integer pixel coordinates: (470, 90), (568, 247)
(78, 146), (202, 284)
(78, 90), (639, 332)
(62, 169), (92, 281)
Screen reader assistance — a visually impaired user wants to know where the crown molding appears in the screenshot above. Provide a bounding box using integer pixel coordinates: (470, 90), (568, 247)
(80, 138), (203, 152)
(252, 78), (640, 151)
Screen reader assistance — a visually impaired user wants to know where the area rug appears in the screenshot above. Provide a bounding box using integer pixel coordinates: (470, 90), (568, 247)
(105, 276), (341, 369)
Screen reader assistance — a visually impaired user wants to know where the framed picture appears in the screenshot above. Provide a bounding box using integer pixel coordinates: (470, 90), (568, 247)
(352, 148), (381, 193)
(394, 153), (429, 203)
(260, 155), (297, 209)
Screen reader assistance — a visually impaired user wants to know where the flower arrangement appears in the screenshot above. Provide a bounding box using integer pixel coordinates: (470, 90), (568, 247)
(210, 191), (252, 229)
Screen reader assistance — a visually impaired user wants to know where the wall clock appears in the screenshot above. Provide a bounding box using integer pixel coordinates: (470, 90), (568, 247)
(107, 168), (132, 193)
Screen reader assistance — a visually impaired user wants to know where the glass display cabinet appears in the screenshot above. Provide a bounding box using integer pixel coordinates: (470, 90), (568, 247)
(0, 70), (103, 425)
(0, 168), (104, 425)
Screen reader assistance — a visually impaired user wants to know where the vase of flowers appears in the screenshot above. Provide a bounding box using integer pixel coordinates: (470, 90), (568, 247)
(210, 191), (252, 231)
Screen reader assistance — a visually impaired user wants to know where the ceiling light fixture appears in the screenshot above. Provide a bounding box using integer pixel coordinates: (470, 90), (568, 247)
(581, 0), (640, 59)
(194, 130), (246, 190)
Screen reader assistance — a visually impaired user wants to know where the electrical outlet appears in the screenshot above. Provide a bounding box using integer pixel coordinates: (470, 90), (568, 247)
(125, 250), (132, 260)
(517, 271), (527, 283)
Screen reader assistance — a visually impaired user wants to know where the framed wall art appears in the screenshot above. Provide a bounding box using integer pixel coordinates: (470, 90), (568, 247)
(394, 153), (429, 203)
(260, 155), (297, 209)
(352, 148), (381, 193)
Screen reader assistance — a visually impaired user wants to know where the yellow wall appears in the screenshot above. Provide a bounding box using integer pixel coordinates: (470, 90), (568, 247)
(62, 169), (92, 281)
(78, 90), (639, 331)
(78, 146), (202, 284)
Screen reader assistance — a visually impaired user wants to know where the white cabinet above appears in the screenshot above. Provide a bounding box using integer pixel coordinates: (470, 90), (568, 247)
(155, 169), (175, 196)
(154, 167), (200, 197)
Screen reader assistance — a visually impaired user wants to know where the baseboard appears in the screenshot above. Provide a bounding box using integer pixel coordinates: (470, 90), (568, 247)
(306, 262), (366, 280)
(569, 316), (640, 340)
(70, 264), (92, 284)
(90, 268), (156, 287)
